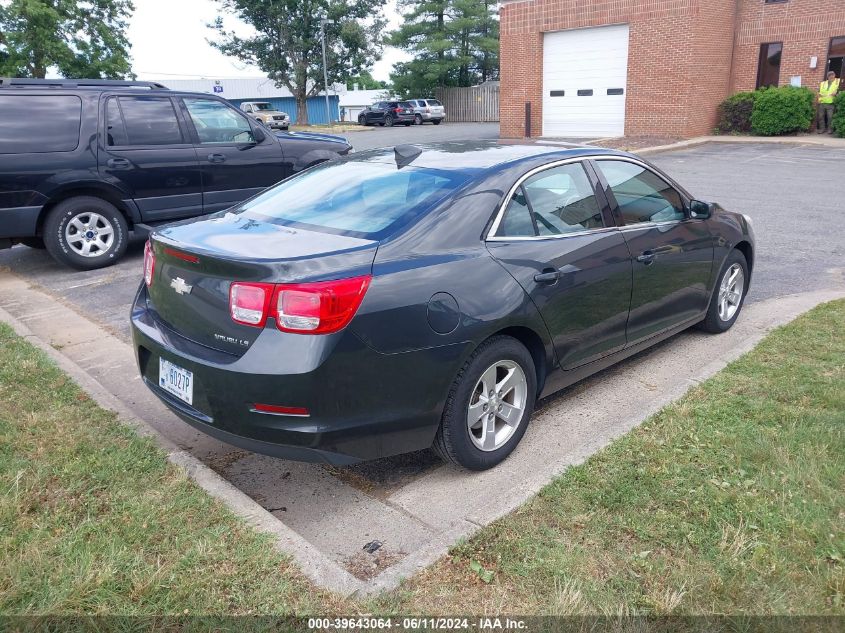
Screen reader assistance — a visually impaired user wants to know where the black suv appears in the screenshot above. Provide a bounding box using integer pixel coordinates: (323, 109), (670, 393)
(0, 79), (353, 270)
(357, 101), (415, 127)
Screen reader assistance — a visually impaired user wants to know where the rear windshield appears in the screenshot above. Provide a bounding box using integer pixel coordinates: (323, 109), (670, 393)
(236, 160), (468, 239)
(426, 99), (442, 106)
(0, 95), (82, 154)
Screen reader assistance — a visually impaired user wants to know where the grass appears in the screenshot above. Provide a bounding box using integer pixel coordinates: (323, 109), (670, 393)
(0, 322), (336, 615)
(1, 300), (843, 616)
(373, 299), (845, 615)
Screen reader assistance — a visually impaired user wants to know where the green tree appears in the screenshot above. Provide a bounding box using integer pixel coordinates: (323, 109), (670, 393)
(347, 70), (388, 90)
(388, 0), (498, 98)
(210, 0), (386, 125)
(0, 0), (134, 79)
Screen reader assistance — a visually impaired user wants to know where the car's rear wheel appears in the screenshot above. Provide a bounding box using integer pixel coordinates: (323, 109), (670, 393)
(432, 119), (442, 125)
(20, 237), (45, 249)
(414, 114), (423, 125)
(43, 196), (128, 270)
(384, 115), (394, 127)
(698, 249), (749, 333)
(434, 336), (536, 470)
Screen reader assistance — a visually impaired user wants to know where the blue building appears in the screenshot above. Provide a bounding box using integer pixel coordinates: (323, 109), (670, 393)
(149, 77), (340, 125)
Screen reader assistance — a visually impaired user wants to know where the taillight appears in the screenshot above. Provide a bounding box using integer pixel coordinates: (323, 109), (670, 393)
(229, 282), (274, 326)
(228, 276), (371, 334)
(143, 240), (155, 287)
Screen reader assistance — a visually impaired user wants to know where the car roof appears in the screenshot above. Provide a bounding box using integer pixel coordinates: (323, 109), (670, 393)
(348, 140), (631, 172)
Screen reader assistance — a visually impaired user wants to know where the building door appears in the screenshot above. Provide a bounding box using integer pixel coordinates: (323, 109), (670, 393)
(542, 24), (630, 138)
(827, 36), (845, 78)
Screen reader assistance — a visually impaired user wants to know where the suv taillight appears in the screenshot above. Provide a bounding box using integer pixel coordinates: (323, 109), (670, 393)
(229, 276), (371, 334)
(143, 240), (155, 287)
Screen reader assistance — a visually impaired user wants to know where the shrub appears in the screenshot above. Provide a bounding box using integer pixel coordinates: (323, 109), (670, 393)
(750, 86), (815, 136)
(832, 92), (845, 138)
(716, 91), (755, 134)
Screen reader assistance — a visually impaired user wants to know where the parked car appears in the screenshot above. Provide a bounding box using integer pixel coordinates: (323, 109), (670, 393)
(239, 101), (290, 130)
(132, 141), (755, 471)
(357, 101), (415, 127)
(0, 78), (352, 270)
(407, 98), (446, 125)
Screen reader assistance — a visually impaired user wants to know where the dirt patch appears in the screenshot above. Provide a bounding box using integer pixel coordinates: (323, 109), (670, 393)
(203, 449), (251, 475)
(344, 547), (408, 581)
(591, 135), (683, 151)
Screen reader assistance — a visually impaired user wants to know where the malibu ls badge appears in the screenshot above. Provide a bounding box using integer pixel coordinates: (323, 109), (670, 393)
(170, 276), (193, 295)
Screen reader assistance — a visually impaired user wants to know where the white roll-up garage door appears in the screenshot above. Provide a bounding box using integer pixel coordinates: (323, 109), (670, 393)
(542, 24), (630, 138)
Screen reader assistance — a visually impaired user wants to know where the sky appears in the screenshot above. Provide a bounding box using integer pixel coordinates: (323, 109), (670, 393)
(129, 0), (410, 83)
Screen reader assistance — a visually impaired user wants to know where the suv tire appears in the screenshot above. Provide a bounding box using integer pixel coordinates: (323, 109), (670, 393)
(384, 115), (394, 127)
(432, 119), (442, 125)
(414, 114), (423, 125)
(434, 336), (536, 471)
(43, 196), (129, 270)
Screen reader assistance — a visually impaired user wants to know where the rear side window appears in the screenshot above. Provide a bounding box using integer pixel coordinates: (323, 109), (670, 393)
(426, 99), (442, 106)
(237, 161), (469, 238)
(0, 95), (82, 154)
(113, 96), (183, 146)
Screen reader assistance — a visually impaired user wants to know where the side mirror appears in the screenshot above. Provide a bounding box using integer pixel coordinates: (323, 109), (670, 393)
(689, 200), (714, 219)
(252, 126), (267, 143)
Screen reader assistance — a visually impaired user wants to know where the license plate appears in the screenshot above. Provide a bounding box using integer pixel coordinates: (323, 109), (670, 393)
(159, 357), (193, 405)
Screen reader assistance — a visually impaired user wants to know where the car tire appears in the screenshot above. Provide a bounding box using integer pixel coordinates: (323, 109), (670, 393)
(358, 116), (367, 126)
(43, 196), (128, 270)
(414, 114), (423, 125)
(384, 115), (394, 127)
(698, 249), (749, 333)
(20, 237), (45, 249)
(404, 121), (412, 126)
(433, 336), (537, 471)
(432, 119), (442, 125)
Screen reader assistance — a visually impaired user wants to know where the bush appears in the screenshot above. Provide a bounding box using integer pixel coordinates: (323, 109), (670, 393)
(832, 92), (845, 138)
(750, 86), (815, 136)
(716, 91), (755, 134)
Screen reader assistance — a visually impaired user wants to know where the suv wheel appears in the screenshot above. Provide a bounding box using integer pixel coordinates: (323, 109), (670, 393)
(43, 196), (128, 270)
(414, 114), (423, 125)
(358, 115), (367, 126)
(384, 115), (394, 127)
(434, 336), (536, 470)
(432, 119), (442, 125)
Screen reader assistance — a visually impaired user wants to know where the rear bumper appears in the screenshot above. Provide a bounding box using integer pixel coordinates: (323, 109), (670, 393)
(130, 285), (464, 464)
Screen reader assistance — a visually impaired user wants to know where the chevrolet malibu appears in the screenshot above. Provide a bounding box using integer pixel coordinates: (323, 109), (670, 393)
(131, 142), (755, 471)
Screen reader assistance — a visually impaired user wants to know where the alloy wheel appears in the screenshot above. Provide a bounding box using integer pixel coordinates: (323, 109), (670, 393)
(717, 263), (744, 322)
(467, 360), (528, 451)
(65, 211), (115, 258)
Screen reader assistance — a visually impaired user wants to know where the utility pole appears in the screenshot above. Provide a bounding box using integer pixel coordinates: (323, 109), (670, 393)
(320, 19), (335, 126)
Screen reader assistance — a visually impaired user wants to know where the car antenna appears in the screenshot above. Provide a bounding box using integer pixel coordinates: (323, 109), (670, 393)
(394, 144), (422, 168)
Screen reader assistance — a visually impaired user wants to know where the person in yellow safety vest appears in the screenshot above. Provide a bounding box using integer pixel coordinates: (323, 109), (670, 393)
(817, 70), (840, 134)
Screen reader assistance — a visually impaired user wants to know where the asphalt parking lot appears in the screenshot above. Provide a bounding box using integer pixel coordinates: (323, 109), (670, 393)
(343, 121), (499, 151)
(1, 135), (843, 588)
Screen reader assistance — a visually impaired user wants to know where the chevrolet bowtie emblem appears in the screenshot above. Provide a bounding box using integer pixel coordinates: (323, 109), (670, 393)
(170, 276), (193, 295)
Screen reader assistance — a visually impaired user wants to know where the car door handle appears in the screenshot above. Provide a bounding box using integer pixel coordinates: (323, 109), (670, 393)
(636, 251), (656, 264)
(207, 153), (226, 163)
(534, 270), (561, 283)
(106, 157), (130, 170)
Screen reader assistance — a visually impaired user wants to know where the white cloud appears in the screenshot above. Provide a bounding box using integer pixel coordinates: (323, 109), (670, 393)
(129, 0), (410, 82)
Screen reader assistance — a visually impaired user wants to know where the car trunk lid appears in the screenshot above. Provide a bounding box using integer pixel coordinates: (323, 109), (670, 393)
(147, 213), (377, 355)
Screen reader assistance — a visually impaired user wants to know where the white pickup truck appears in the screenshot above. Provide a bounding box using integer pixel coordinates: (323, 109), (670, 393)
(239, 101), (290, 130)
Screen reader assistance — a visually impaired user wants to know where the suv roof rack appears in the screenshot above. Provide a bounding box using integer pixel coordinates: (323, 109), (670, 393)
(0, 78), (169, 90)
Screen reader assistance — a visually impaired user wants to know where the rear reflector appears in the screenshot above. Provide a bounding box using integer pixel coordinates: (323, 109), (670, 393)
(252, 403), (310, 417)
(164, 247), (199, 264)
(229, 283), (274, 326)
(228, 276), (371, 335)
(143, 240), (155, 287)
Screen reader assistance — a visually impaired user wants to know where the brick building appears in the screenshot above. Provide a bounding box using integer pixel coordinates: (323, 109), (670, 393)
(499, 0), (845, 138)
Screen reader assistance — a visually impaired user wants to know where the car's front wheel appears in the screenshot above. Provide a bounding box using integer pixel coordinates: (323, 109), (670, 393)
(358, 115), (367, 126)
(434, 336), (536, 470)
(43, 196), (128, 270)
(698, 249), (749, 333)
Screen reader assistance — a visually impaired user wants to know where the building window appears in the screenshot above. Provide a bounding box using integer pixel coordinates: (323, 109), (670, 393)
(764, 0), (788, 4)
(756, 42), (783, 88)
(827, 36), (845, 79)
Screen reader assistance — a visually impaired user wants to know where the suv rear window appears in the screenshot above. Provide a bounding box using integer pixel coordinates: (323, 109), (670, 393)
(426, 99), (442, 106)
(0, 95), (82, 154)
(236, 161), (468, 238)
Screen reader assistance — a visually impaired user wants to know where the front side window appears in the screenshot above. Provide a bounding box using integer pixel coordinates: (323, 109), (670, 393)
(496, 162), (604, 237)
(756, 42), (783, 88)
(183, 98), (254, 144)
(236, 161), (469, 238)
(0, 95), (81, 154)
(116, 96), (183, 146)
(596, 160), (685, 225)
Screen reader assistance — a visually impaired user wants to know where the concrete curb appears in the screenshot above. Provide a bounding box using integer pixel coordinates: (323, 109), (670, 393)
(624, 134), (845, 156)
(0, 304), (367, 597)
